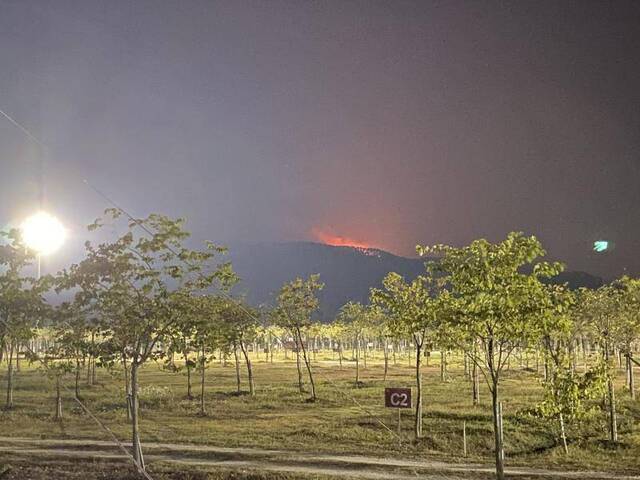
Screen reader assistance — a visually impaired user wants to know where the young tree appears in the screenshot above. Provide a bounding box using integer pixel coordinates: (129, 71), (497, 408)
(164, 292), (199, 400)
(218, 298), (259, 397)
(0, 229), (48, 410)
(615, 277), (640, 400)
(367, 305), (392, 381)
(273, 275), (324, 402)
(537, 285), (607, 453)
(34, 341), (75, 421)
(59, 210), (234, 470)
(536, 358), (607, 454)
(263, 324), (283, 364)
(337, 302), (368, 385)
(50, 301), (92, 399)
(328, 320), (348, 369)
(419, 232), (563, 480)
(309, 322), (326, 363)
(371, 271), (444, 438)
(163, 291), (237, 404)
(184, 294), (225, 415)
(580, 284), (628, 443)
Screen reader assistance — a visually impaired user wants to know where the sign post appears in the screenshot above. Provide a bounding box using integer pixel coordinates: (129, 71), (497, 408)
(385, 387), (411, 445)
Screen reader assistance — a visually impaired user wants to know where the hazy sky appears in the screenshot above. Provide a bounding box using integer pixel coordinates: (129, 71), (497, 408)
(1, 0), (639, 279)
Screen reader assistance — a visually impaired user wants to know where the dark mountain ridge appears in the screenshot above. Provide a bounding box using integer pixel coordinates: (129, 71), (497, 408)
(228, 241), (603, 320)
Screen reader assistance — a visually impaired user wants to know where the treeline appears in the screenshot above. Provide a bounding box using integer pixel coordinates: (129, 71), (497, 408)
(1, 213), (639, 480)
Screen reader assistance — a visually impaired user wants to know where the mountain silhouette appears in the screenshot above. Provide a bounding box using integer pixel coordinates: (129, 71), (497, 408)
(228, 241), (603, 320)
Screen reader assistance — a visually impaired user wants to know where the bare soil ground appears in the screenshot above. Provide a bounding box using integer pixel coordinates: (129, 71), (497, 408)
(2, 356), (639, 478)
(1, 436), (639, 480)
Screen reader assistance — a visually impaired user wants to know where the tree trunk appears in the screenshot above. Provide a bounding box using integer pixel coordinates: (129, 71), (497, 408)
(295, 338), (304, 394)
(629, 352), (635, 400)
(605, 344), (618, 442)
(186, 364), (193, 399)
(233, 344), (241, 393)
(297, 328), (316, 401)
(89, 332), (96, 385)
(617, 349), (623, 369)
(184, 350), (193, 400)
(55, 376), (63, 420)
(199, 345), (206, 415)
(544, 357), (549, 381)
(5, 341), (14, 409)
(269, 333), (274, 364)
(123, 354), (131, 422)
(312, 336), (317, 363)
(75, 359), (81, 399)
(130, 361), (145, 470)
(472, 360), (480, 406)
(440, 350), (447, 382)
(240, 340), (255, 396)
(491, 384), (505, 480)
(472, 342), (480, 406)
(363, 337), (367, 369)
(383, 338), (389, 382)
(559, 412), (568, 455)
(355, 334), (360, 384)
(464, 352), (469, 377)
(414, 340), (423, 438)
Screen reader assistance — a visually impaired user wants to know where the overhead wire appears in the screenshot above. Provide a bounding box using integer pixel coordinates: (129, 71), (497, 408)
(0, 107), (156, 479)
(0, 317), (154, 479)
(86, 180), (406, 447)
(1, 106), (408, 460)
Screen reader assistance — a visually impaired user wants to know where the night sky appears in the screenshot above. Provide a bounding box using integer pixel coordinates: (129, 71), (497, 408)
(1, 0), (639, 280)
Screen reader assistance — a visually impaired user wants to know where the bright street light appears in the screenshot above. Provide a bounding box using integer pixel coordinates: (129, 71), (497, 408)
(20, 211), (66, 256)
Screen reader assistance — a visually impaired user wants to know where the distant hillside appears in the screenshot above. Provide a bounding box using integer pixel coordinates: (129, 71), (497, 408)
(228, 241), (603, 320)
(546, 270), (603, 290)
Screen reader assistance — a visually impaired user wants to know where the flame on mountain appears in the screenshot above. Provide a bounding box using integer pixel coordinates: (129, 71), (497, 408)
(311, 227), (373, 250)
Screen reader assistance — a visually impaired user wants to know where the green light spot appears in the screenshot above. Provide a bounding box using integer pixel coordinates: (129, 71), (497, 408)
(593, 241), (609, 253)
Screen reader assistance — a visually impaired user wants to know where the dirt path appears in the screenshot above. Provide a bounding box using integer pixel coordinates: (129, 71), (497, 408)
(0, 436), (637, 480)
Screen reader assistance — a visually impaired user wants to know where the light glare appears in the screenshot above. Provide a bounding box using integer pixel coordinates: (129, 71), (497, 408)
(593, 240), (609, 253)
(20, 211), (66, 255)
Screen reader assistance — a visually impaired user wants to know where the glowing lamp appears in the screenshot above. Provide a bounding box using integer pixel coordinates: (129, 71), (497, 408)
(20, 211), (66, 256)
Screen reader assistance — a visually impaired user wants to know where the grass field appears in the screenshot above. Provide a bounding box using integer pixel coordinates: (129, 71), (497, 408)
(1, 350), (639, 478)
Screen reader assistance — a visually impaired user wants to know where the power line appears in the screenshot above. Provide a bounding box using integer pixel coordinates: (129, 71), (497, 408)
(2, 105), (403, 456)
(0, 107), (45, 207)
(0, 317), (154, 480)
(83, 180), (403, 445)
(0, 105), (156, 479)
(0, 108), (45, 149)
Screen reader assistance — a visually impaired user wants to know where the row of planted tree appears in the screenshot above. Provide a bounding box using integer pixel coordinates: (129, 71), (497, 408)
(1, 210), (639, 479)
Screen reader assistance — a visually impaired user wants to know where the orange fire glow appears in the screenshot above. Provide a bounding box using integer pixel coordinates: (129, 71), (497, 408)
(311, 227), (373, 250)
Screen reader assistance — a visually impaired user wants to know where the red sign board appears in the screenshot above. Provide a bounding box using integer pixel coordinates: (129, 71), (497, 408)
(384, 387), (412, 409)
